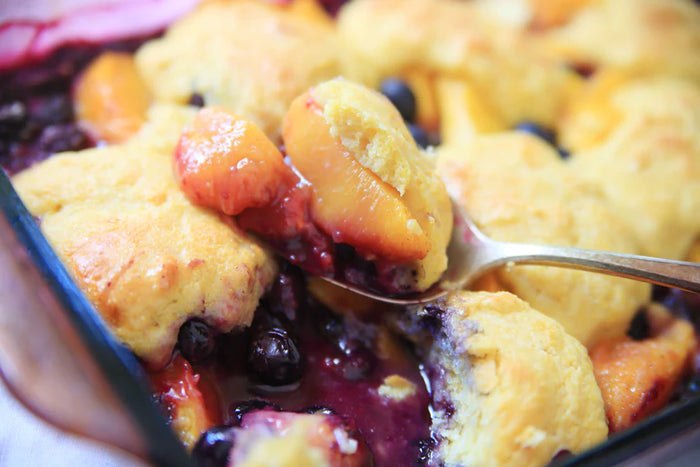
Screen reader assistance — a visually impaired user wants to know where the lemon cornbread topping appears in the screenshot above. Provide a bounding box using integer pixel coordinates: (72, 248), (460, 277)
(12, 105), (277, 368)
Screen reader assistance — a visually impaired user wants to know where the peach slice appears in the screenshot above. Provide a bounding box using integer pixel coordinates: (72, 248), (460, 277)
(403, 68), (440, 132)
(283, 0), (334, 27)
(73, 51), (150, 143)
(435, 77), (505, 145)
(283, 91), (431, 264)
(150, 354), (220, 448)
(589, 306), (695, 432)
(175, 107), (293, 216)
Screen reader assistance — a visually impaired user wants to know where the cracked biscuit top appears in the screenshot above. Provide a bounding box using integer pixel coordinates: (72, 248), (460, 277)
(436, 133), (650, 347)
(337, 0), (582, 128)
(534, 0), (700, 82)
(11, 105), (277, 368)
(135, 0), (371, 141)
(562, 75), (700, 260)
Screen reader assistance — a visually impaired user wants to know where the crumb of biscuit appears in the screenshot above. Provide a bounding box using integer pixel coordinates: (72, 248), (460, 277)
(437, 133), (650, 347)
(377, 375), (417, 401)
(136, 1), (372, 141)
(565, 77), (700, 260)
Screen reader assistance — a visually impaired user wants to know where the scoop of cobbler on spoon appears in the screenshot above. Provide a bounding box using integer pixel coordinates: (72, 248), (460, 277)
(174, 78), (453, 296)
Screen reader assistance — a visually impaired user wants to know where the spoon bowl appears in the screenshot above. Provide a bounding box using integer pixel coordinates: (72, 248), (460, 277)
(321, 201), (700, 305)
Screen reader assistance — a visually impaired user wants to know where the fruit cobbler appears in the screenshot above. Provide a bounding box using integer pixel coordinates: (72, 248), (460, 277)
(1, 0), (700, 466)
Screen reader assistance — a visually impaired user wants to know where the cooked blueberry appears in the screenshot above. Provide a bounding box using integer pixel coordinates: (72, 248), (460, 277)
(682, 376), (700, 399)
(408, 124), (430, 148)
(178, 319), (217, 363)
(304, 405), (337, 415)
(263, 263), (306, 322)
(652, 285), (671, 302)
(422, 304), (445, 333)
(29, 94), (74, 125)
(557, 147), (570, 160)
(514, 122), (571, 159)
(318, 0), (346, 15)
(0, 102), (28, 139)
(37, 124), (89, 153)
(687, 376), (700, 392)
(338, 336), (370, 357)
(380, 78), (416, 122)
(188, 93), (205, 107)
(570, 62), (596, 79)
(317, 308), (345, 342)
(675, 375), (700, 404)
(247, 326), (303, 386)
(229, 399), (281, 424)
(254, 308), (299, 343)
(662, 289), (700, 327)
(192, 425), (236, 467)
(514, 122), (556, 146)
(627, 309), (650, 341)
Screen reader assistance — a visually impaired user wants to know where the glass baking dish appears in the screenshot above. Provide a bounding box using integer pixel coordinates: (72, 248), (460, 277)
(1, 163), (698, 464)
(0, 1), (698, 465)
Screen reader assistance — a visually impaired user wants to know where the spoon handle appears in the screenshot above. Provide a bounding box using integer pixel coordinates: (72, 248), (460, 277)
(488, 241), (700, 293)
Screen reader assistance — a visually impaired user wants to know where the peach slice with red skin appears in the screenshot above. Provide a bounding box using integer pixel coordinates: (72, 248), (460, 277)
(175, 107), (293, 216)
(283, 91), (431, 264)
(73, 51), (151, 144)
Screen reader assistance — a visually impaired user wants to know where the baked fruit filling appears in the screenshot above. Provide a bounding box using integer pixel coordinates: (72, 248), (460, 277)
(1, 0), (700, 466)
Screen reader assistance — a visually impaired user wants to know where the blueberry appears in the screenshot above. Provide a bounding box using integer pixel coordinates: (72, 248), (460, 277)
(37, 124), (89, 153)
(652, 285), (671, 302)
(229, 399), (281, 425)
(263, 263), (306, 322)
(0, 102), (28, 139)
(662, 289), (700, 327)
(247, 326), (303, 386)
(514, 122), (557, 146)
(676, 376), (700, 404)
(316, 306), (344, 342)
(380, 78), (417, 122)
(408, 124), (430, 149)
(188, 93), (205, 107)
(318, 0), (346, 15)
(514, 122), (571, 159)
(28, 94), (73, 125)
(686, 377), (700, 394)
(178, 319), (217, 363)
(192, 425), (236, 467)
(557, 147), (570, 160)
(570, 62), (596, 79)
(627, 309), (650, 341)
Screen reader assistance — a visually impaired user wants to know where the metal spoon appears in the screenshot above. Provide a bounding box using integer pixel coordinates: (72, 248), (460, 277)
(320, 201), (700, 305)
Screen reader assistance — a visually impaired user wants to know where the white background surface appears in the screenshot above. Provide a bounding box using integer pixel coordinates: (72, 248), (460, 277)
(0, 380), (146, 467)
